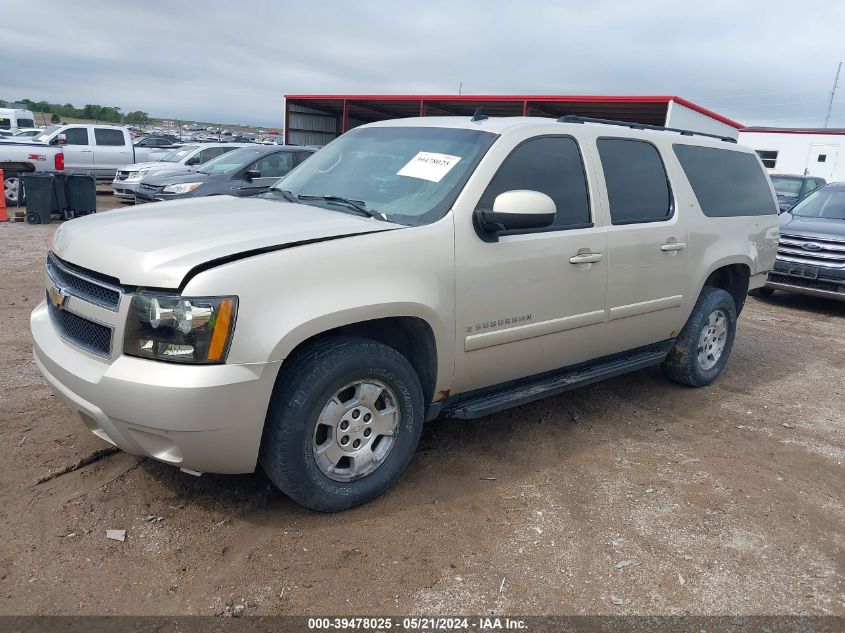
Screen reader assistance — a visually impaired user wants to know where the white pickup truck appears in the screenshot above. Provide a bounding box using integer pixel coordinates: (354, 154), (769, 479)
(1, 124), (173, 205)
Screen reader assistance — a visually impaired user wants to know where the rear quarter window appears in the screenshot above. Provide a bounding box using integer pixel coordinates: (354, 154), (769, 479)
(673, 145), (777, 217)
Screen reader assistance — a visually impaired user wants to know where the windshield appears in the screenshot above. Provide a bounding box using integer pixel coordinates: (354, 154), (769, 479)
(271, 126), (497, 225)
(789, 188), (845, 220)
(34, 125), (62, 143)
(160, 145), (199, 162)
(770, 176), (803, 199)
(198, 147), (269, 174)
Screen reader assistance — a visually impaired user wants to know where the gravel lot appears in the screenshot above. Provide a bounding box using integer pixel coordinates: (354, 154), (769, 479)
(0, 192), (843, 616)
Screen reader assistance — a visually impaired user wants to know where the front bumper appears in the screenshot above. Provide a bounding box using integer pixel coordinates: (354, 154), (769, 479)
(111, 179), (141, 200)
(31, 301), (280, 474)
(764, 259), (845, 301)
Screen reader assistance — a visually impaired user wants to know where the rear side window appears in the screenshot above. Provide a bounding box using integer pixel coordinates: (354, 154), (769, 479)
(477, 136), (591, 230)
(597, 139), (672, 224)
(673, 145), (777, 217)
(17, 118), (35, 128)
(94, 128), (126, 146)
(64, 128), (89, 145)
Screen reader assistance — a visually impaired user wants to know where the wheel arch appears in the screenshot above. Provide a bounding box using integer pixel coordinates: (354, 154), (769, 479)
(270, 309), (443, 407)
(701, 259), (751, 314)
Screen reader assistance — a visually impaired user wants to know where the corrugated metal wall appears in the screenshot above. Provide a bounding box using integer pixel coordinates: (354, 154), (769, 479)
(287, 104), (340, 146)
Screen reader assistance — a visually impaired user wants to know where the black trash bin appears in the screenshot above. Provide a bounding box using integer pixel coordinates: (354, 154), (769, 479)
(65, 174), (97, 216)
(20, 173), (66, 225)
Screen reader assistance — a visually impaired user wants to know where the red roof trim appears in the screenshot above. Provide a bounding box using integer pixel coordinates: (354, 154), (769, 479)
(739, 128), (845, 136)
(284, 94), (744, 129)
(671, 96), (743, 129)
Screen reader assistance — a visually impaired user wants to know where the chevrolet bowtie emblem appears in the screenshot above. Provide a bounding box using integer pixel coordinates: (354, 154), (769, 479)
(48, 284), (69, 309)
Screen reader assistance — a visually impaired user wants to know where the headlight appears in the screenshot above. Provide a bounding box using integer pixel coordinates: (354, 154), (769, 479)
(162, 182), (202, 194)
(124, 294), (237, 364)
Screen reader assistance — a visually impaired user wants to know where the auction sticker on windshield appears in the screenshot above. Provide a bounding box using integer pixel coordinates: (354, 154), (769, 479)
(397, 152), (461, 182)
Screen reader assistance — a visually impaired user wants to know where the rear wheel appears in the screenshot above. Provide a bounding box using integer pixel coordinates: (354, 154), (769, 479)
(662, 287), (737, 387)
(260, 337), (425, 512)
(4, 173), (25, 207)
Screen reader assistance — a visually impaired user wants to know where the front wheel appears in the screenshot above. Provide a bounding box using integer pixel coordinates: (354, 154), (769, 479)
(662, 287), (737, 387)
(260, 337), (425, 512)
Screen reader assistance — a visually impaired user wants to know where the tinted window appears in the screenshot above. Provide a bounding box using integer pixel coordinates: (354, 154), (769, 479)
(17, 118), (34, 128)
(0, 117), (9, 129)
(755, 150), (778, 169)
(94, 128), (125, 146)
(477, 136), (591, 229)
(673, 144), (777, 217)
(199, 146), (231, 162)
(64, 128), (89, 145)
(250, 152), (294, 178)
(598, 139), (671, 224)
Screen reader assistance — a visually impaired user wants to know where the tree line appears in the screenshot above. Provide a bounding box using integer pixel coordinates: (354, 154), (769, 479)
(0, 98), (150, 124)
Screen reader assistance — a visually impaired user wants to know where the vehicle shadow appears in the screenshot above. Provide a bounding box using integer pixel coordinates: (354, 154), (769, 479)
(753, 291), (845, 317)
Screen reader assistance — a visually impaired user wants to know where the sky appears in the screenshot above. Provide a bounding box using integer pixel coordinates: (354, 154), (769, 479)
(3, 0), (844, 129)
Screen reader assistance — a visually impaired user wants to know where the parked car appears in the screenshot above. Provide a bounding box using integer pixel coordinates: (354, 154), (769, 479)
(133, 135), (181, 151)
(0, 140), (65, 206)
(30, 115), (778, 511)
(770, 174), (826, 213)
(12, 128), (44, 138)
(134, 145), (313, 202)
(0, 123), (178, 205)
(112, 143), (249, 201)
(0, 107), (36, 133)
(755, 182), (845, 301)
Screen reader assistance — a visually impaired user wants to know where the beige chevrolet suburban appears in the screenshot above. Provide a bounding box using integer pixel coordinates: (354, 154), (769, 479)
(31, 115), (779, 511)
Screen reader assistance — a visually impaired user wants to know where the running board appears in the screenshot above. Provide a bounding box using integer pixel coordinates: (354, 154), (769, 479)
(442, 344), (671, 420)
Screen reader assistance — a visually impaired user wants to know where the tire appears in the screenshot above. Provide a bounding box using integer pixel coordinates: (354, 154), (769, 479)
(260, 337), (425, 512)
(4, 173), (25, 207)
(662, 287), (737, 387)
(749, 287), (775, 299)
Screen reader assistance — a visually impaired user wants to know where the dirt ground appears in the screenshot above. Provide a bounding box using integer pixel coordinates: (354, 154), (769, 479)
(0, 191), (842, 616)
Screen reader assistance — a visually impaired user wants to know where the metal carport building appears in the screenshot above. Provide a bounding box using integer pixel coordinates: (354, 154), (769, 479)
(283, 94), (742, 146)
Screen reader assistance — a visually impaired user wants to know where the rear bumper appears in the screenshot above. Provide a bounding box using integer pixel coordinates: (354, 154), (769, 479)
(31, 301), (281, 474)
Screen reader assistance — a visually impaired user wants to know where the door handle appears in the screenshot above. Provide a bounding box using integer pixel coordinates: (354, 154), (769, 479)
(660, 241), (687, 252)
(80, 149), (93, 153)
(569, 252), (603, 264)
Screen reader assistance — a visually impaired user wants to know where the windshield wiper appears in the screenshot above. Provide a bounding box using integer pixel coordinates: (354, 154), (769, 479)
(298, 194), (387, 221)
(261, 188), (298, 203)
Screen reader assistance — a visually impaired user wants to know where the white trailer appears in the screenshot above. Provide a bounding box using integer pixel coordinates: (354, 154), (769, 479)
(737, 128), (845, 182)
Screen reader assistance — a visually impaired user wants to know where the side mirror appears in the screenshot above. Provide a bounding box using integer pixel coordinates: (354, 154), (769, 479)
(475, 190), (556, 238)
(185, 156), (200, 166)
(244, 169), (261, 181)
(55, 133), (67, 146)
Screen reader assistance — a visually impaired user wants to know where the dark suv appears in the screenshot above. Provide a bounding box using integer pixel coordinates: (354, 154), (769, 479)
(770, 174), (826, 213)
(756, 182), (845, 301)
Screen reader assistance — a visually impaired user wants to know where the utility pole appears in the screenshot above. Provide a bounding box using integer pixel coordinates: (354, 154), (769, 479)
(824, 61), (842, 128)
(458, 82), (463, 95)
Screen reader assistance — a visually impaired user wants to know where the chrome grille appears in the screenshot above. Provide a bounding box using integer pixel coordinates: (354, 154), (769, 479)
(777, 233), (845, 269)
(46, 292), (112, 357)
(46, 253), (123, 311)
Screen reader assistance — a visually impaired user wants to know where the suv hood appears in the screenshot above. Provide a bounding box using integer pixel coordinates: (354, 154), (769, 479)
(52, 196), (397, 288)
(779, 213), (845, 241)
(119, 161), (174, 171)
(143, 169), (223, 186)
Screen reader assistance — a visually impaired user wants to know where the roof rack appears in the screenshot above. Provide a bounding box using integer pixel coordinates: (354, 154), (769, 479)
(557, 114), (737, 143)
